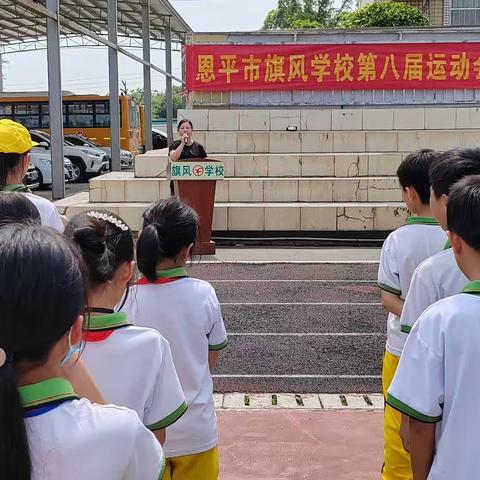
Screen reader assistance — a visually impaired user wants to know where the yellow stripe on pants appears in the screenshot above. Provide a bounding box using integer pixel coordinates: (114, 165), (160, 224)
(382, 351), (412, 480)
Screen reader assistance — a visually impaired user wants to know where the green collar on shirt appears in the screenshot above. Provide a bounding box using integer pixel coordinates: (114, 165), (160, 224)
(2, 183), (31, 193)
(462, 280), (480, 296)
(87, 311), (130, 331)
(444, 238), (452, 250)
(407, 216), (439, 225)
(156, 267), (188, 279)
(19, 378), (77, 409)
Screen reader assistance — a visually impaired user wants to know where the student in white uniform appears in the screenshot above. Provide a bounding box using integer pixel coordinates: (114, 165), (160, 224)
(0, 119), (64, 231)
(388, 175), (480, 480)
(400, 148), (480, 335)
(378, 149), (447, 480)
(124, 197), (228, 480)
(0, 224), (164, 480)
(65, 210), (186, 445)
(0, 192), (105, 405)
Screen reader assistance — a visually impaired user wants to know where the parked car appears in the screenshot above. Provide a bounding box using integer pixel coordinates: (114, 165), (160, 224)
(24, 163), (40, 190)
(152, 128), (168, 150)
(64, 134), (134, 168)
(30, 130), (110, 183)
(29, 151), (74, 188)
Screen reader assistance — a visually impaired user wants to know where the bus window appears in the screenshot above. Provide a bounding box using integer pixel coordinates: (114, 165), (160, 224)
(66, 102), (94, 128)
(39, 103), (66, 129)
(94, 101), (110, 127)
(0, 104), (13, 117)
(13, 103), (40, 129)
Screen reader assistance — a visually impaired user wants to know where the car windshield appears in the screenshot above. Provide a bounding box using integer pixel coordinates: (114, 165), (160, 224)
(67, 136), (100, 147)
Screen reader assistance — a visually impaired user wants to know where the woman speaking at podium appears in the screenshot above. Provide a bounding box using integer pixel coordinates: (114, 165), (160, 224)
(169, 119), (207, 161)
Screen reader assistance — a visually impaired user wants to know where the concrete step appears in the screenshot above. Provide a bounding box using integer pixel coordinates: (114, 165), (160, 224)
(134, 151), (404, 178)
(55, 192), (406, 232)
(191, 129), (480, 154)
(179, 106), (480, 132)
(90, 172), (401, 203)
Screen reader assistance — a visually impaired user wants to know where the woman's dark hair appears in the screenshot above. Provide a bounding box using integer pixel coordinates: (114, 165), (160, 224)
(0, 192), (41, 227)
(137, 197), (199, 282)
(429, 148), (480, 198)
(0, 153), (25, 188)
(0, 225), (85, 480)
(447, 175), (480, 250)
(177, 118), (193, 130)
(397, 149), (437, 205)
(64, 210), (134, 298)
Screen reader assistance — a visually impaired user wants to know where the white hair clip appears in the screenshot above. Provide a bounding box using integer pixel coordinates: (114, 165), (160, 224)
(0, 348), (7, 368)
(87, 211), (129, 231)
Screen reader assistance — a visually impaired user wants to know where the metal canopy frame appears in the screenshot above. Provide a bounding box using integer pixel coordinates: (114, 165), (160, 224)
(0, 0), (192, 199)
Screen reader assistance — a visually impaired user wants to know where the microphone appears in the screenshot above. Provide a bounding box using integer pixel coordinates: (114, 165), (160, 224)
(184, 137), (188, 144)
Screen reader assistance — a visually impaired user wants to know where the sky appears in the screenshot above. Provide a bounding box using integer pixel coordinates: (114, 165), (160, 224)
(2, 0), (279, 94)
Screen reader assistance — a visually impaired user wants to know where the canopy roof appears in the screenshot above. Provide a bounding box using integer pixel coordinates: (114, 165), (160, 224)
(0, 0), (192, 48)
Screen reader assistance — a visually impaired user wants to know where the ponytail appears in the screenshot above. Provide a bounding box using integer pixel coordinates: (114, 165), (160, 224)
(137, 197), (199, 281)
(137, 224), (165, 282)
(65, 211), (134, 291)
(0, 360), (31, 480)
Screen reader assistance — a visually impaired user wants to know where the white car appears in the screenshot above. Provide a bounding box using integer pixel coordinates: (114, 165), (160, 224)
(64, 135), (134, 168)
(24, 163), (40, 190)
(29, 151), (74, 188)
(30, 130), (110, 183)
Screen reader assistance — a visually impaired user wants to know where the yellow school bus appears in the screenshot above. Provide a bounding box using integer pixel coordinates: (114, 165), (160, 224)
(0, 92), (143, 154)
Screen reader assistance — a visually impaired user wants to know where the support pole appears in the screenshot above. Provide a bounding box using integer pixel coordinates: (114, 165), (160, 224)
(165, 17), (174, 145)
(108, 0), (121, 171)
(0, 54), (4, 93)
(46, 0), (65, 200)
(181, 43), (187, 109)
(142, 0), (153, 152)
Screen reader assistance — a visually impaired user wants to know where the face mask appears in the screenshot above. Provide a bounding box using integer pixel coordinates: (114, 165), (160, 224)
(60, 329), (82, 368)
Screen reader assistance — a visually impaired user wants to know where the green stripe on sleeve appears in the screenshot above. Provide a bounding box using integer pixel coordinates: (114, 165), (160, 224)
(378, 283), (402, 295)
(209, 339), (229, 351)
(386, 393), (442, 423)
(147, 402), (188, 431)
(400, 324), (412, 334)
(158, 456), (166, 480)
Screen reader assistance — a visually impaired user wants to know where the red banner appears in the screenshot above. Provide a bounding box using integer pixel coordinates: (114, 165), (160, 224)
(185, 43), (480, 92)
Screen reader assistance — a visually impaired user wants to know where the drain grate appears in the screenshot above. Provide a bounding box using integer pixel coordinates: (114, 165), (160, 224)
(215, 393), (384, 410)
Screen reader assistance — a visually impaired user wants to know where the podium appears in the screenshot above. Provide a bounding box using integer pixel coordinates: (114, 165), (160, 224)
(167, 158), (225, 255)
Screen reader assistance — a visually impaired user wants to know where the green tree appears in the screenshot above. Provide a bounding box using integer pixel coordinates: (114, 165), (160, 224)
(263, 0), (351, 29)
(339, 1), (429, 28)
(126, 86), (184, 119)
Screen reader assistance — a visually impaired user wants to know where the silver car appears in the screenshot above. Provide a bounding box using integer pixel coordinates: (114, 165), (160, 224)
(64, 134), (134, 168)
(29, 151), (74, 188)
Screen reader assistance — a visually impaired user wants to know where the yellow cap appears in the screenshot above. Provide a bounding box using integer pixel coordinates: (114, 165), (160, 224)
(0, 119), (38, 154)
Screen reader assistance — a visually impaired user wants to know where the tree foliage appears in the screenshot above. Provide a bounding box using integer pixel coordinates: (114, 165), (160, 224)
(339, 1), (429, 28)
(129, 86), (184, 119)
(263, 0), (351, 29)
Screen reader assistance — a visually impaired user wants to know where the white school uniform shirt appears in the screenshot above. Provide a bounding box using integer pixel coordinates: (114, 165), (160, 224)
(377, 217), (447, 356)
(82, 311), (187, 431)
(21, 377), (165, 480)
(24, 192), (64, 231)
(400, 245), (467, 334)
(387, 281), (480, 479)
(123, 270), (228, 458)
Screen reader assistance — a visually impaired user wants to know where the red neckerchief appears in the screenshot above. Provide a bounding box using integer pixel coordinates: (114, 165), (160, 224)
(136, 276), (187, 285)
(84, 330), (116, 342)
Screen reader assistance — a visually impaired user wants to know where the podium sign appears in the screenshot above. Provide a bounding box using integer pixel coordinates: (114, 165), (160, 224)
(168, 161), (225, 181)
(167, 159), (224, 255)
